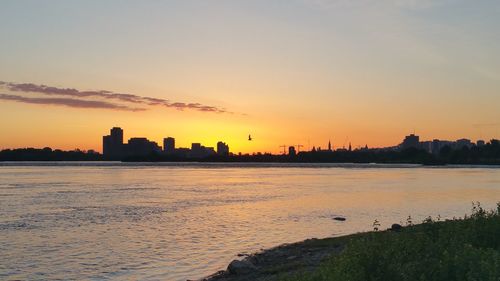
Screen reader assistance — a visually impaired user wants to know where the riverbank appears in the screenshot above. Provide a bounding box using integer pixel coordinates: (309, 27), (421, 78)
(200, 235), (348, 281)
(201, 203), (500, 281)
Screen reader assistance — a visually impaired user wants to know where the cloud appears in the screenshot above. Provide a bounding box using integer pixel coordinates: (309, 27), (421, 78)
(0, 93), (145, 111)
(0, 81), (229, 113)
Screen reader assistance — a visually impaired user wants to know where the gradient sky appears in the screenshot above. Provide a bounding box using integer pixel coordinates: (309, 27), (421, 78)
(1, 0), (499, 153)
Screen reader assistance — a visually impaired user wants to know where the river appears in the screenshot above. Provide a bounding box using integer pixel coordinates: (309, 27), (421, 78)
(1, 162), (499, 280)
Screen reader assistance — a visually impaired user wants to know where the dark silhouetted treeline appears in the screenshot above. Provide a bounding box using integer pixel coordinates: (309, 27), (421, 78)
(293, 140), (500, 165)
(0, 147), (102, 161)
(2, 140), (499, 164)
(434, 140), (500, 164)
(124, 139), (500, 165)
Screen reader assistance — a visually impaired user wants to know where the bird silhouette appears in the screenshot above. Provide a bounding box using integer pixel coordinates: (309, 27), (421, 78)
(248, 134), (252, 141)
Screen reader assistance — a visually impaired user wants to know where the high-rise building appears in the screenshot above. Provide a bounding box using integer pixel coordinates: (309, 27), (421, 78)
(100, 127), (233, 160)
(110, 127), (123, 145)
(217, 141), (229, 156)
(163, 137), (175, 154)
(190, 143), (216, 158)
(103, 127), (124, 159)
(288, 146), (296, 156)
(328, 140), (332, 151)
(126, 137), (161, 156)
(191, 143), (201, 152)
(401, 134), (420, 150)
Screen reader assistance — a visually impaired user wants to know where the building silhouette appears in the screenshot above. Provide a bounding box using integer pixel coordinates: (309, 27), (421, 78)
(163, 137), (175, 154)
(401, 134), (420, 150)
(397, 134), (480, 155)
(431, 139), (441, 154)
(103, 127), (160, 159)
(190, 143), (216, 158)
(174, 147), (190, 158)
(217, 141), (229, 156)
(94, 127), (500, 163)
(103, 127), (124, 159)
(102, 127), (228, 160)
(456, 138), (472, 149)
(126, 137), (161, 157)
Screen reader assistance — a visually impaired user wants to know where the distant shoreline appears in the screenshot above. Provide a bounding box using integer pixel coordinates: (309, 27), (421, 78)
(0, 159), (500, 167)
(2, 142), (499, 164)
(0, 161), (500, 169)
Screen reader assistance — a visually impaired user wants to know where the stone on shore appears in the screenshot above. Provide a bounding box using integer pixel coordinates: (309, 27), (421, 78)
(333, 217), (346, 221)
(227, 260), (257, 275)
(390, 223), (403, 231)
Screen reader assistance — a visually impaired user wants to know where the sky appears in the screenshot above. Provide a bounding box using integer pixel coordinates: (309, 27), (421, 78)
(0, 0), (499, 153)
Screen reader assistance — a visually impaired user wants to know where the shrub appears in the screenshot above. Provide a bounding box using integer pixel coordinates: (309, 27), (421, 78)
(286, 203), (500, 281)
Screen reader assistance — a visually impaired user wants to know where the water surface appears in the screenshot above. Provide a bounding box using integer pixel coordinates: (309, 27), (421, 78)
(1, 162), (499, 280)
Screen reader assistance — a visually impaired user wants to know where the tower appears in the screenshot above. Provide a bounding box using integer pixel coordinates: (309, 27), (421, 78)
(110, 127), (123, 146)
(103, 127), (124, 159)
(163, 137), (175, 154)
(217, 141), (229, 156)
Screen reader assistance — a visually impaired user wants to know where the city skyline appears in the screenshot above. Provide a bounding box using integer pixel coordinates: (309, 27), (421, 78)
(2, 127), (498, 164)
(102, 127), (230, 159)
(99, 130), (498, 155)
(2, 126), (494, 157)
(2, 2), (500, 281)
(1, 1), (500, 153)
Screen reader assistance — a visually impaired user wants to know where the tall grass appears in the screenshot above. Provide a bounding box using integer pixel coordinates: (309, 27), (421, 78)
(286, 203), (500, 281)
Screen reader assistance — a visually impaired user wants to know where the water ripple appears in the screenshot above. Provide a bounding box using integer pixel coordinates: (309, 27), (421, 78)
(0, 165), (499, 280)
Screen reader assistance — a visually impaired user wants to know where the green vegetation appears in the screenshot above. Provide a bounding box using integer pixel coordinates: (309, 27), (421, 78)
(286, 203), (500, 281)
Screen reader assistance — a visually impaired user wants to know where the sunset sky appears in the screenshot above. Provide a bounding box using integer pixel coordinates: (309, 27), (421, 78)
(1, 0), (499, 153)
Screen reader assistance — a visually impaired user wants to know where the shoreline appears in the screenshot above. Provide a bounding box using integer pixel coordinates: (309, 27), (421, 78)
(198, 206), (500, 281)
(1, 161), (500, 169)
(2, 159), (500, 166)
(197, 231), (373, 281)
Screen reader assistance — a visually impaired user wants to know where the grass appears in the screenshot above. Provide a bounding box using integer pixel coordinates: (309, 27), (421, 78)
(285, 202), (500, 281)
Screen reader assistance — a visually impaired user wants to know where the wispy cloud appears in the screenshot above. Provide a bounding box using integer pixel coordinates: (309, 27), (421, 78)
(0, 81), (229, 113)
(0, 93), (145, 111)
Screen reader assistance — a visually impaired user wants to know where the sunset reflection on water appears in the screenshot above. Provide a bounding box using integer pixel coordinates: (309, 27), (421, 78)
(1, 163), (499, 280)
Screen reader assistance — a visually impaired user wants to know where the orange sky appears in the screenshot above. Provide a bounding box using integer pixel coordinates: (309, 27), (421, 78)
(1, 1), (499, 154)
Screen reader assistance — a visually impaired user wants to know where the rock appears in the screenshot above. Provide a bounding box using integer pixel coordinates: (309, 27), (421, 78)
(227, 260), (257, 275)
(390, 223), (403, 231)
(248, 255), (259, 264)
(333, 217), (346, 221)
